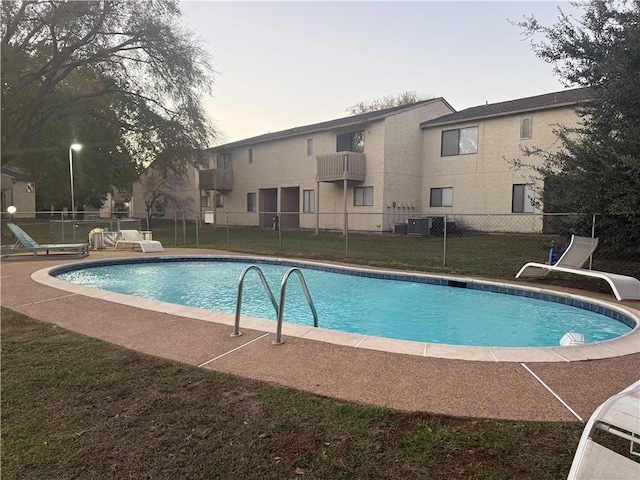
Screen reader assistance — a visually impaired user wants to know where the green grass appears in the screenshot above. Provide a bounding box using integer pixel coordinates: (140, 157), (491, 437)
(3, 217), (638, 280)
(149, 223), (640, 283)
(3, 224), (637, 478)
(2, 308), (585, 479)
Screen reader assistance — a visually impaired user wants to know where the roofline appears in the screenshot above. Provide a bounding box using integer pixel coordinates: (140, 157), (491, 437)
(420, 101), (582, 129)
(209, 97), (452, 152)
(420, 88), (591, 129)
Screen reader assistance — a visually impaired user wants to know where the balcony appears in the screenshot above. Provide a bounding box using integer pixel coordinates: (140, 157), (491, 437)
(315, 151), (366, 182)
(198, 168), (233, 191)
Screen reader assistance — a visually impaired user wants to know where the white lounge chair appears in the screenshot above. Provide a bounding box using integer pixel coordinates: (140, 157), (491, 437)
(114, 230), (164, 253)
(516, 235), (640, 301)
(567, 379), (640, 479)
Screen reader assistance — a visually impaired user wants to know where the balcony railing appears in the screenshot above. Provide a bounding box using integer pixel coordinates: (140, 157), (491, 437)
(316, 151), (366, 182)
(198, 168), (233, 190)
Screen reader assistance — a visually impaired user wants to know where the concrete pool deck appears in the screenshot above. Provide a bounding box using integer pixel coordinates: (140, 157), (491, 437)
(2, 247), (639, 422)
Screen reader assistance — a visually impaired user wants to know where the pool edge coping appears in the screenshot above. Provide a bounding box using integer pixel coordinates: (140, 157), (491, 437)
(32, 254), (640, 363)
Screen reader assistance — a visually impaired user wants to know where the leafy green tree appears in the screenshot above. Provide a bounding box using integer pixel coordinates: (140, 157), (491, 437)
(516, 0), (640, 252)
(1, 0), (214, 209)
(346, 90), (432, 115)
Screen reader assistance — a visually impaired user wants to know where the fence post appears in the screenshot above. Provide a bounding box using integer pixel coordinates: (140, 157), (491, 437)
(443, 213), (447, 267)
(345, 213), (349, 258)
(590, 213), (597, 270)
(278, 212), (282, 251)
(226, 212), (230, 248)
(182, 211), (186, 245)
(195, 211), (199, 245)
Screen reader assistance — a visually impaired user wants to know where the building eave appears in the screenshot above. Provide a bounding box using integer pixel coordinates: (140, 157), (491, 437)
(209, 98), (451, 152)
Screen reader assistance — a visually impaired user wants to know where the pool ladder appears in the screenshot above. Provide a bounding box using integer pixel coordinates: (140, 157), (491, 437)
(231, 265), (319, 345)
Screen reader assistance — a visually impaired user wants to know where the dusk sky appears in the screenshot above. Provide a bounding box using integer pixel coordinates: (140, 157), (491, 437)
(178, 1), (582, 145)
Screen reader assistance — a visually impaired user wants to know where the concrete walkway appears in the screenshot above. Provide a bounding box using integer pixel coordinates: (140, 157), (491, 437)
(2, 248), (639, 422)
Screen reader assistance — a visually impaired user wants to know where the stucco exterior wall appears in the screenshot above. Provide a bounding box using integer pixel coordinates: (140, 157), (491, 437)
(382, 101), (454, 230)
(214, 99), (453, 232)
(421, 106), (582, 232)
(1, 174), (36, 218)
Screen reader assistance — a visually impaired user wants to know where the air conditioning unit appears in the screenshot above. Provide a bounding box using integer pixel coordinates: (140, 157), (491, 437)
(407, 217), (432, 235)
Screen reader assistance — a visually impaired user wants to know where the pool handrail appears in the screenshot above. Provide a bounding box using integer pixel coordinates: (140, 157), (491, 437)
(232, 265), (279, 337)
(273, 267), (319, 345)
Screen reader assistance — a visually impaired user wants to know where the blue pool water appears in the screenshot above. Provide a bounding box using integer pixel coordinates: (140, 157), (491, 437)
(54, 258), (634, 347)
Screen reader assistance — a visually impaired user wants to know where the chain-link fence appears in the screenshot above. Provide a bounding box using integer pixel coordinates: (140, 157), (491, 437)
(2, 211), (638, 281)
(1, 212), (141, 245)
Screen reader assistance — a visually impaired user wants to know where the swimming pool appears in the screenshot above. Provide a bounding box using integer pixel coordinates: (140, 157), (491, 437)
(50, 256), (636, 348)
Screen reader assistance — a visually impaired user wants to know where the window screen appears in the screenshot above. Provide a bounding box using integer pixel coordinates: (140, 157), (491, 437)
(520, 117), (532, 139)
(303, 190), (315, 212)
(247, 192), (256, 212)
(441, 127), (478, 156)
(354, 186), (373, 206)
(430, 187), (453, 207)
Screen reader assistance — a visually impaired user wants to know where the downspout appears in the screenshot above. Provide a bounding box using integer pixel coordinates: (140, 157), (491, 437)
(343, 178), (348, 236)
(315, 180), (320, 234)
(343, 153), (348, 236)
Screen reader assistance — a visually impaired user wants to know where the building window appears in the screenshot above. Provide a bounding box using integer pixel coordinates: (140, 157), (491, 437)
(520, 117), (532, 139)
(247, 192), (256, 212)
(152, 195), (166, 215)
(512, 184), (535, 213)
(441, 127), (478, 156)
(216, 152), (232, 169)
(307, 138), (313, 156)
(303, 189), (315, 212)
(248, 148), (253, 164)
(354, 186), (373, 206)
(430, 187), (453, 207)
(200, 192), (210, 208)
(215, 193), (224, 208)
(337, 130), (364, 153)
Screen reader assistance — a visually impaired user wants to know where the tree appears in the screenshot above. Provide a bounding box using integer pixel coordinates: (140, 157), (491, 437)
(138, 166), (193, 228)
(346, 90), (433, 115)
(516, 0), (640, 252)
(1, 0), (215, 209)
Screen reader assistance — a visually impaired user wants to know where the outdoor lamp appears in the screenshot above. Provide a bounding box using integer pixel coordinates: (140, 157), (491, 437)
(69, 143), (82, 218)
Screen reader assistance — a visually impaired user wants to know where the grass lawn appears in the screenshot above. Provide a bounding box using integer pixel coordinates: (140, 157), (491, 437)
(1, 308), (586, 480)
(3, 223), (637, 478)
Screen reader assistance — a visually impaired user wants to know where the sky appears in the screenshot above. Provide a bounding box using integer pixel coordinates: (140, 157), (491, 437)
(178, 1), (582, 145)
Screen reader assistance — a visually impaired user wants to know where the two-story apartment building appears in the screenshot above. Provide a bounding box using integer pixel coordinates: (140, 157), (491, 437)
(131, 87), (590, 234)
(197, 98), (455, 232)
(420, 88), (590, 232)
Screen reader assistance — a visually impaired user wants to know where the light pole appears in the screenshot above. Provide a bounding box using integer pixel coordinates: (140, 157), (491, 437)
(69, 143), (82, 219)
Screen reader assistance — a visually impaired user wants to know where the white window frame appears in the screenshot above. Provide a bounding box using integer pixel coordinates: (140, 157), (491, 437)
(215, 193), (224, 208)
(354, 186), (373, 206)
(520, 117), (532, 139)
(152, 195), (166, 214)
(200, 192), (210, 208)
(216, 152), (231, 169)
(247, 192), (256, 212)
(337, 130), (365, 153)
(441, 127), (478, 156)
(512, 183), (535, 213)
(430, 187), (453, 207)
(303, 189), (315, 212)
